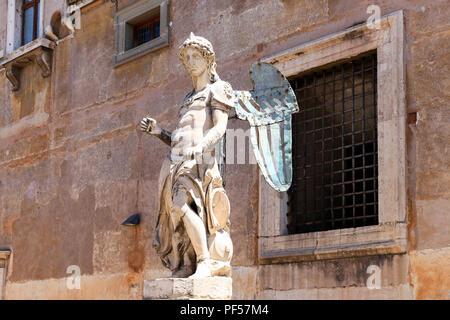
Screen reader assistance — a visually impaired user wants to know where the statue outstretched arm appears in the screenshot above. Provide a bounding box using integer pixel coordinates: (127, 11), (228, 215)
(140, 117), (172, 146)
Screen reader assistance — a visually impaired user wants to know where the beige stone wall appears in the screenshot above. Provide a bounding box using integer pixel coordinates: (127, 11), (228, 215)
(0, 0), (448, 299)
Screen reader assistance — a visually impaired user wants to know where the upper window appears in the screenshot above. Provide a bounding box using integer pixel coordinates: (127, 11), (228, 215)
(288, 51), (378, 234)
(22, 0), (41, 46)
(132, 11), (160, 49)
(3, 0), (43, 55)
(114, 0), (169, 66)
(1, 1), (52, 92)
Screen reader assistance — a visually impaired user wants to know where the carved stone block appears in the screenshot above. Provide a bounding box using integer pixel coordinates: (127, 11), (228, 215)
(5, 67), (20, 91)
(143, 277), (232, 300)
(35, 50), (52, 78)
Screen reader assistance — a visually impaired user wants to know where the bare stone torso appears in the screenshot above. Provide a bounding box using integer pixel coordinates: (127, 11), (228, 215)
(170, 86), (214, 162)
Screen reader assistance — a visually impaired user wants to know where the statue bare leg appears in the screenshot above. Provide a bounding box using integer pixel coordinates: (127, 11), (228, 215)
(182, 209), (210, 260)
(172, 191), (213, 278)
(172, 189), (232, 278)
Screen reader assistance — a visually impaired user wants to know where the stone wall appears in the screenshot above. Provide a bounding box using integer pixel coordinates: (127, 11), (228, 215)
(0, 0), (448, 299)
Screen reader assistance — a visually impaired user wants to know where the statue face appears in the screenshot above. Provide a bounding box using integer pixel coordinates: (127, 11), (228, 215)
(182, 47), (208, 77)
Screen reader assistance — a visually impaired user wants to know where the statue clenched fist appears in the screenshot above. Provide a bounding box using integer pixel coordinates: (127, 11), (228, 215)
(140, 117), (162, 135)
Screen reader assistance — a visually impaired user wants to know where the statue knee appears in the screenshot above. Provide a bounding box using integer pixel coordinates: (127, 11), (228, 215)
(171, 190), (190, 219)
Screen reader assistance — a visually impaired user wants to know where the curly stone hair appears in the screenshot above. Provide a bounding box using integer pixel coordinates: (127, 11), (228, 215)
(178, 32), (220, 83)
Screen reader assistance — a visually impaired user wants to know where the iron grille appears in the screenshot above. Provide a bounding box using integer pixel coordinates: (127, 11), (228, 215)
(133, 15), (160, 48)
(287, 51), (378, 234)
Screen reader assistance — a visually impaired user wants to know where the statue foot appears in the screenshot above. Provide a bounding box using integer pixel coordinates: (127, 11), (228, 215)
(188, 259), (212, 279)
(169, 265), (195, 278)
(188, 259), (231, 279)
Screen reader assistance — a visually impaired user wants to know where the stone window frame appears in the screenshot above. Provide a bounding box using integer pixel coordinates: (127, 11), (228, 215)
(5, 0), (45, 55)
(114, 0), (169, 66)
(0, 250), (11, 300)
(258, 10), (407, 262)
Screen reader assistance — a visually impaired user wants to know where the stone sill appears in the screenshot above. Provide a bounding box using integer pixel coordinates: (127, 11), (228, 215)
(259, 222), (407, 264)
(259, 241), (406, 264)
(0, 38), (55, 67)
(114, 38), (169, 67)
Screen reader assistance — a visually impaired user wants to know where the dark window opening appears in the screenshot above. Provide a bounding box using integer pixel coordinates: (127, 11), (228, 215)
(22, 0), (40, 46)
(131, 13), (160, 49)
(287, 51), (378, 234)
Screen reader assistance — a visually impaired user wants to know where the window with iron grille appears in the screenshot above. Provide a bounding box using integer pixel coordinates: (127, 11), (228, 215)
(133, 14), (160, 48)
(22, 0), (41, 46)
(114, 0), (169, 66)
(287, 51), (378, 234)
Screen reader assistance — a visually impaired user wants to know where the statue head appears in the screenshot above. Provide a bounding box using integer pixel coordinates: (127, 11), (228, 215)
(178, 32), (220, 83)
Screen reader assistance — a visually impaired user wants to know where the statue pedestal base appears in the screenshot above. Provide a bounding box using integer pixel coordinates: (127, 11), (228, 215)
(143, 277), (232, 300)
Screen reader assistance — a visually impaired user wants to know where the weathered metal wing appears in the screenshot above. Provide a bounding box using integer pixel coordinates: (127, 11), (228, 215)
(234, 62), (299, 192)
